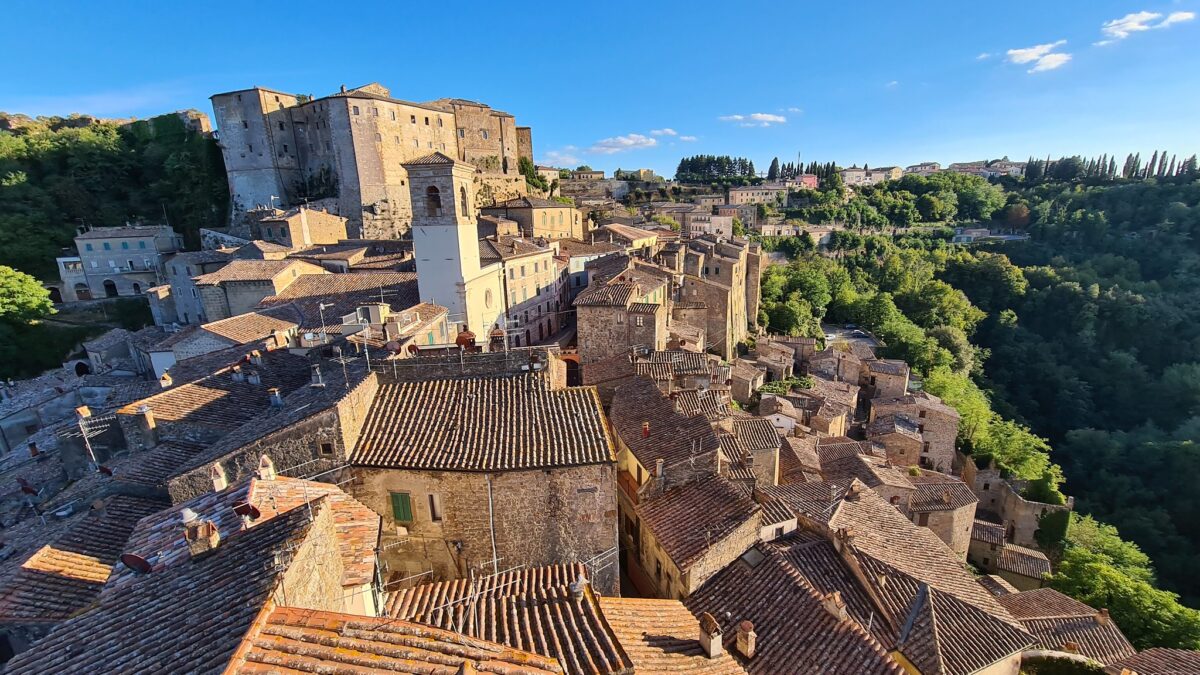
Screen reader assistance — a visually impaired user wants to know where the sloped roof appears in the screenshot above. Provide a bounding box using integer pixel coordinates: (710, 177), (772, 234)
(609, 377), (720, 470)
(996, 543), (1051, 580)
(908, 474), (979, 513)
(1105, 648), (1200, 675)
(598, 597), (747, 674)
(636, 475), (760, 571)
(192, 259), (312, 284)
(998, 589), (1135, 665)
(352, 373), (614, 471)
(232, 607), (563, 674)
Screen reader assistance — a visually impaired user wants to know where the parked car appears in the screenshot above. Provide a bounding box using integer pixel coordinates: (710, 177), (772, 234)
(843, 323), (858, 330)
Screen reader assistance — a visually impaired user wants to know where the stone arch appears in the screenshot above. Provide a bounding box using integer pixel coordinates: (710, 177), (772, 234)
(425, 186), (442, 217)
(74, 283), (92, 301)
(102, 279), (118, 298)
(460, 186), (469, 215)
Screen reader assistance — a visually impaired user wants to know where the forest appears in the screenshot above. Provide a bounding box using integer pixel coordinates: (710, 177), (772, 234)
(674, 155), (760, 185)
(758, 161), (1200, 649)
(0, 112), (228, 279)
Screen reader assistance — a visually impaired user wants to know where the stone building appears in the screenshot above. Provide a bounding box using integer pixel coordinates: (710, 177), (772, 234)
(969, 520), (1052, 591)
(574, 265), (670, 365)
(480, 196), (588, 240)
(210, 83), (532, 238)
(870, 391), (960, 474)
(864, 359), (910, 399)
(251, 206), (348, 249)
(866, 413), (924, 467)
(961, 461), (1074, 549)
(481, 235), (564, 346)
(726, 185), (786, 206)
(58, 225), (183, 300)
(678, 237), (754, 359)
(906, 472), (978, 558)
(193, 259), (327, 321)
(347, 367), (619, 593)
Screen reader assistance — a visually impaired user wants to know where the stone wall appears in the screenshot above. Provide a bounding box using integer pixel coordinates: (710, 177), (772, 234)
(918, 504), (975, 559)
(873, 432), (922, 468)
(273, 503), (351, 612)
(350, 463), (619, 594)
(963, 464), (1073, 549)
(681, 510), (762, 596)
(871, 400), (957, 474)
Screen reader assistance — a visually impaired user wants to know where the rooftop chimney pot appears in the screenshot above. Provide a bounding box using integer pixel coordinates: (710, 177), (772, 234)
(159, 372), (173, 389)
(268, 387), (284, 407)
(28, 442), (38, 458)
(736, 621), (757, 659)
(183, 517), (221, 558)
(697, 612), (723, 659)
(247, 370), (262, 386)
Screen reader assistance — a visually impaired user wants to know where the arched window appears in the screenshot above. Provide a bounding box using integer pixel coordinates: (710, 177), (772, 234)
(460, 186), (468, 215)
(425, 186), (442, 217)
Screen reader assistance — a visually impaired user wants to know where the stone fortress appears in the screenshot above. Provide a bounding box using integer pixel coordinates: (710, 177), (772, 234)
(210, 83), (534, 239)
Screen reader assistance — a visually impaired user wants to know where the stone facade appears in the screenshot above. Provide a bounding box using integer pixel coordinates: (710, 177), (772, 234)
(253, 207), (348, 249)
(350, 463), (619, 595)
(68, 226), (182, 300)
(637, 504), (761, 600)
(211, 84), (532, 239)
(962, 463), (1074, 549)
(480, 198), (587, 240)
(914, 504), (975, 559)
(870, 394), (959, 474)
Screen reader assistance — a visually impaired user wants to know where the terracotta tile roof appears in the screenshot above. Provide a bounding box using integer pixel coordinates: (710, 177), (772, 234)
(1105, 648), (1200, 675)
(193, 259), (314, 284)
(873, 391), (960, 419)
(121, 349), (312, 432)
(386, 563), (630, 675)
(76, 225), (174, 240)
(998, 589), (1135, 665)
(256, 272), (419, 333)
(602, 223), (658, 242)
(232, 606), (563, 674)
(0, 495), (165, 624)
(779, 436), (820, 484)
(112, 475), (378, 589)
(555, 238), (622, 258)
(908, 475), (978, 513)
(821, 453), (915, 491)
(685, 543), (902, 675)
(642, 349), (710, 375)
(757, 481), (849, 522)
(403, 151), (458, 166)
(597, 597), (747, 674)
(637, 475), (760, 571)
(353, 374), (614, 471)
(610, 377), (721, 471)
(112, 439), (210, 488)
(816, 437), (883, 465)
(479, 235), (550, 263)
(674, 389), (732, 422)
(996, 543), (1051, 580)
(201, 309), (298, 344)
(868, 359), (909, 376)
(977, 574), (1019, 596)
(972, 519), (1005, 545)
(574, 281), (635, 307)
(5, 502), (324, 675)
(234, 240), (292, 257)
(169, 248), (236, 266)
(627, 301), (660, 314)
(730, 418), (779, 453)
(802, 376), (860, 410)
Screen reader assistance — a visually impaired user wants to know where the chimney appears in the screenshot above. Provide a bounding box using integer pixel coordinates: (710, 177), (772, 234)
(310, 364), (325, 388)
(569, 571), (588, 601)
(1096, 608), (1110, 626)
(159, 372), (173, 389)
(210, 463), (228, 492)
(181, 508), (221, 558)
(821, 591), (850, 622)
(655, 458), (664, 477)
(247, 369), (262, 386)
(642, 421), (650, 438)
(137, 404), (158, 449)
(267, 387), (284, 407)
(697, 612), (723, 659)
(249, 350), (264, 366)
(231, 365), (245, 382)
(735, 621), (756, 659)
(1062, 641), (1080, 654)
(28, 442), (38, 458)
(76, 405), (91, 420)
(257, 455), (276, 481)
(340, 84), (347, 93)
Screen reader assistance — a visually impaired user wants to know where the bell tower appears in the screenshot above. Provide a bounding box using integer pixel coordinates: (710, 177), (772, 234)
(405, 153), (501, 335)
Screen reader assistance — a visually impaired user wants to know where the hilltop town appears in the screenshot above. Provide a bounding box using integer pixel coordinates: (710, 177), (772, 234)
(0, 82), (1196, 675)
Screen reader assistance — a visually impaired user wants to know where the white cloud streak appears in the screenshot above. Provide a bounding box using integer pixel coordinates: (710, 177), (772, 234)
(1097, 10), (1195, 45)
(540, 146), (579, 167)
(587, 133), (657, 155)
(1006, 40), (1071, 73)
(718, 112), (787, 127)
(650, 128), (677, 136)
(680, 135), (697, 142)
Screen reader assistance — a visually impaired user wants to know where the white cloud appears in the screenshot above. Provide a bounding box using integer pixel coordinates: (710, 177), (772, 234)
(650, 128), (677, 136)
(1006, 40), (1071, 73)
(786, 106), (804, 113)
(587, 133), (657, 155)
(1096, 10), (1195, 45)
(719, 112), (786, 127)
(976, 52), (992, 60)
(539, 146), (579, 167)
(885, 80), (900, 88)
(1028, 52), (1072, 72)
(680, 135), (698, 142)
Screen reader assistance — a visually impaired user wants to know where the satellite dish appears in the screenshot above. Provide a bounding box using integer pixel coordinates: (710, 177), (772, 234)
(385, 341), (401, 353)
(120, 553), (152, 574)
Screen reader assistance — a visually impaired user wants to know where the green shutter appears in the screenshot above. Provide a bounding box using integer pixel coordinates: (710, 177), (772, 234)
(390, 492), (413, 522)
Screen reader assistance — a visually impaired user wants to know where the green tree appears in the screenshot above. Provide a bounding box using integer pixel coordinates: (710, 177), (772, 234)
(0, 266), (54, 322)
(767, 157), (780, 181)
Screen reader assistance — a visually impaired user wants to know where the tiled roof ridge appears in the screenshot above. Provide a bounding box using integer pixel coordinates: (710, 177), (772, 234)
(896, 583), (947, 675)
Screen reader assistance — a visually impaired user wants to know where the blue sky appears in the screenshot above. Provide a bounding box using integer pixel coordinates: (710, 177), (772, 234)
(3, 1), (1198, 176)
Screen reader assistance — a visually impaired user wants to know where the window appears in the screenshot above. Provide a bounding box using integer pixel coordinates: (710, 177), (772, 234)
(138, 241), (146, 249)
(424, 116), (429, 125)
(352, 106), (360, 115)
(372, 107), (379, 116)
(375, 133), (381, 142)
(428, 494), (443, 521)
(635, 316), (644, 327)
(460, 186), (468, 214)
(481, 129), (489, 140)
(425, 186), (442, 217)
(917, 513), (930, 526)
(319, 442), (334, 456)
(457, 128), (465, 138)
(248, 143), (253, 153)
(508, 269), (515, 280)
(242, 121), (248, 129)
(103, 242), (111, 251)
(389, 492), (413, 523)
(265, 227), (273, 238)
(918, 410), (926, 418)
(394, 136), (400, 143)
(410, 115), (417, 124)
(982, 483), (990, 491)
(413, 139), (419, 148)
(282, 144), (289, 153)
(85, 243), (93, 251)
(437, 118), (443, 127)
(390, 110), (396, 121)
(278, 121), (285, 131)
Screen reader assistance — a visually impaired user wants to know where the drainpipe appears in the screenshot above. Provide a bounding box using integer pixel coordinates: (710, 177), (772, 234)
(486, 473), (499, 575)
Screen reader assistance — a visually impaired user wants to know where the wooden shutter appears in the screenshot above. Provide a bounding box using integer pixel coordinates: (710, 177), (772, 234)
(390, 492), (413, 522)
